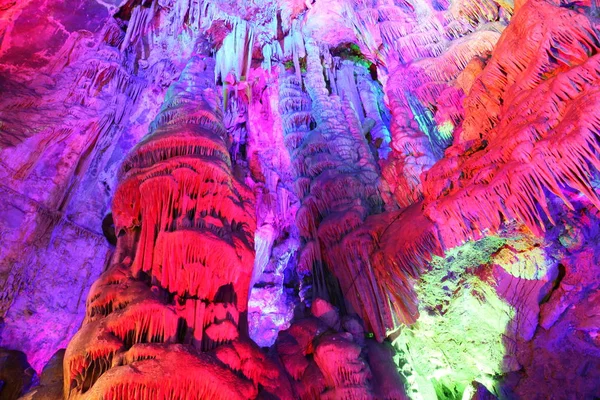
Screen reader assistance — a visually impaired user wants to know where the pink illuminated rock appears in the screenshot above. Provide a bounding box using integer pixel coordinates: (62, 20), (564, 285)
(2, 0), (600, 398)
(423, 0), (600, 248)
(311, 297), (340, 331)
(275, 310), (406, 399)
(63, 56), (291, 399)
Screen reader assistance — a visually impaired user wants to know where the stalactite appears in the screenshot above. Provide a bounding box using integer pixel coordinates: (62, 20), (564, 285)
(4, 0), (600, 398)
(279, 37), (409, 344)
(350, 0), (511, 209)
(215, 20), (255, 85)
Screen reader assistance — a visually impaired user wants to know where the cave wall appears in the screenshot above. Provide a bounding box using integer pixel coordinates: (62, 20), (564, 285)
(0, 0), (599, 398)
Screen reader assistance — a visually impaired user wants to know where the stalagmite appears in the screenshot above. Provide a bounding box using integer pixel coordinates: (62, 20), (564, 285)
(63, 54), (290, 399)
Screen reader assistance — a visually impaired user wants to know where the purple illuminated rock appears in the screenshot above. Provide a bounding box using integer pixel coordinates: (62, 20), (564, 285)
(0, 0), (599, 398)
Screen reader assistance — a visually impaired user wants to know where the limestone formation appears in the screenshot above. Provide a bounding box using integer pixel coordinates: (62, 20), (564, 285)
(1, 0), (599, 398)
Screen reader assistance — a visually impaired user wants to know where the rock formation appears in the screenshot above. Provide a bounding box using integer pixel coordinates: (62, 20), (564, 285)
(1, 0), (599, 399)
(62, 54), (295, 398)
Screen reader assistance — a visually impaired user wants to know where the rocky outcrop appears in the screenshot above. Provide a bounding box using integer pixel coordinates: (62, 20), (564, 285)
(276, 298), (407, 399)
(20, 349), (65, 400)
(0, 348), (35, 400)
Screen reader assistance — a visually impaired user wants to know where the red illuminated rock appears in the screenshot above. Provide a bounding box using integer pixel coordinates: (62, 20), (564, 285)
(2, 0), (600, 399)
(63, 56), (290, 399)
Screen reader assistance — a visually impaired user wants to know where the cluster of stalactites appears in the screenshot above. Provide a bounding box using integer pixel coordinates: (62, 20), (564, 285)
(111, 56), (256, 312)
(278, 73), (327, 299)
(422, 0), (600, 249)
(64, 257), (289, 399)
(278, 40), (430, 340)
(353, 0), (504, 64)
(63, 55), (268, 399)
(307, 0), (514, 339)
(341, 204), (444, 337)
(354, 0), (600, 342)
(347, 0), (509, 212)
(290, 0), (600, 343)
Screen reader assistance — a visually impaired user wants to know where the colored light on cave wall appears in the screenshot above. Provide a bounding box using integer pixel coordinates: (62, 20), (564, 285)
(393, 237), (514, 400)
(437, 121), (454, 144)
(391, 228), (561, 400)
(3, 0), (600, 398)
